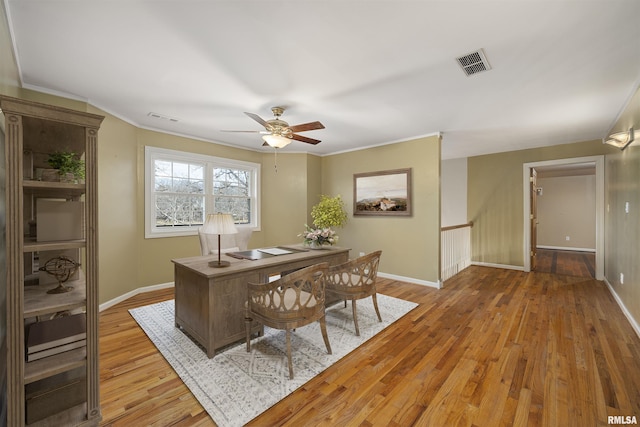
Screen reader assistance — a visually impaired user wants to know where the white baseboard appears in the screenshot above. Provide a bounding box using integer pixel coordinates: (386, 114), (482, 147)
(471, 262), (525, 271)
(603, 278), (640, 339)
(378, 272), (441, 289)
(99, 272), (439, 313)
(537, 245), (595, 252)
(99, 282), (174, 312)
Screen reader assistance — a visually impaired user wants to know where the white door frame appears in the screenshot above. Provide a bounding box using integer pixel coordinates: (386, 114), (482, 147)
(522, 155), (604, 280)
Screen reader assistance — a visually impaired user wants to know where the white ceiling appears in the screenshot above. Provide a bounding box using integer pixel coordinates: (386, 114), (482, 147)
(6, 0), (640, 159)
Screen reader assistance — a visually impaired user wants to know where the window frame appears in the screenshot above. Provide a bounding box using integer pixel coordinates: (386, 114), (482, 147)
(145, 146), (261, 238)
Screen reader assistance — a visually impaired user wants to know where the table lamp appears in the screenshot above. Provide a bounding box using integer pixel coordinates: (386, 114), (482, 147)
(202, 213), (238, 267)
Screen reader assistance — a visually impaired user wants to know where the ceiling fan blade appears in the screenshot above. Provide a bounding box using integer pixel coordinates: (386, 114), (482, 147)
(291, 133), (321, 145)
(244, 112), (269, 128)
(220, 129), (269, 134)
(288, 121), (325, 133)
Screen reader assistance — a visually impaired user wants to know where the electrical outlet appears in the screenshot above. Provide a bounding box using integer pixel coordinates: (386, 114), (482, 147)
(620, 273), (624, 285)
(359, 252), (365, 257)
(565, 236), (570, 241)
(625, 201), (630, 214)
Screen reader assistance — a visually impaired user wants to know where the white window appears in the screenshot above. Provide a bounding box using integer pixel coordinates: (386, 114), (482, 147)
(145, 146), (260, 238)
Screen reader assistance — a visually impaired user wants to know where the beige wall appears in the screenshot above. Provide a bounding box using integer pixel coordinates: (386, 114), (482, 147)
(2, 0), (635, 325)
(133, 130), (265, 297)
(306, 153), (323, 226)
(261, 152), (317, 246)
(467, 86), (640, 327)
(321, 136), (441, 283)
(605, 87), (640, 326)
(468, 140), (616, 267)
(441, 157), (468, 227)
(0, 3), (15, 412)
(91, 109), (139, 303)
(537, 174), (596, 249)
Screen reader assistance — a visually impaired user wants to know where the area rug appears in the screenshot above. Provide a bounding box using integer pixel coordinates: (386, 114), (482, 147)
(129, 295), (417, 427)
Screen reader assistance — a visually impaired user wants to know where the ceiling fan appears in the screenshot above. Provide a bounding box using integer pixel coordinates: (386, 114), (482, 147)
(223, 107), (325, 148)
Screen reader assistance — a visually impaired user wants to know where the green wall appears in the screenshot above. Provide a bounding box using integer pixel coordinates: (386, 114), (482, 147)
(1, 70), (444, 302)
(2, 0), (636, 325)
(467, 86), (640, 327)
(604, 87), (640, 326)
(108, 127), (267, 301)
(261, 152), (317, 247)
(0, 3), (16, 421)
(92, 109), (140, 302)
(321, 136), (441, 284)
(468, 139), (616, 267)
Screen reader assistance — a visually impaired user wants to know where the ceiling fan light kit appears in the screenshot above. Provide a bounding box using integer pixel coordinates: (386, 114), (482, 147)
(262, 134), (292, 148)
(223, 106), (325, 149)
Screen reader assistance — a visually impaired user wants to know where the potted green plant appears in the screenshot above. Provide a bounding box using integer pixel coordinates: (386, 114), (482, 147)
(300, 195), (348, 248)
(47, 151), (85, 183)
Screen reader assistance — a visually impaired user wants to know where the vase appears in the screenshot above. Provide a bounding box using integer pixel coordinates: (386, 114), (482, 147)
(308, 241), (324, 250)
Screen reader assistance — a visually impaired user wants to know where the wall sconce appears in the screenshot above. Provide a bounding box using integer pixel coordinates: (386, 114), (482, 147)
(603, 127), (634, 150)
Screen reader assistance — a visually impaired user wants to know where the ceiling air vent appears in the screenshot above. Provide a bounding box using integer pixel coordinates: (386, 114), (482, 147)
(148, 112), (179, 122)
(456, 49), (491, 76)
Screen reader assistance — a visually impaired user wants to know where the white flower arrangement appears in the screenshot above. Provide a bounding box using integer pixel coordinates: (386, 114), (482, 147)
(299, 224), (337, 246)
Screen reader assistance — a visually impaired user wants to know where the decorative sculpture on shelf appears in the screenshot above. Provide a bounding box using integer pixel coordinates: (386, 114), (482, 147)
(39, 256), (81, 294)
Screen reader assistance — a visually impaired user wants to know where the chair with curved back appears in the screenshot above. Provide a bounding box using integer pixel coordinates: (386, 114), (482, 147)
(245, 262), (332, 379)
(326, 250), (383, 336)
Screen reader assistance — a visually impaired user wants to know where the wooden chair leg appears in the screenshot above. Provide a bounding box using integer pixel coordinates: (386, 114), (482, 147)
(319, 316), (332, 355)
(286, 329), (294, 380)
(351, 300), (360, 336)
(371, 293), (382, 322)
(245, 317), (252, 352)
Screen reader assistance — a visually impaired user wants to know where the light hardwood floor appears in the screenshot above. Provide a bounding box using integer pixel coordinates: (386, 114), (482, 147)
(99, 266), (640, 426)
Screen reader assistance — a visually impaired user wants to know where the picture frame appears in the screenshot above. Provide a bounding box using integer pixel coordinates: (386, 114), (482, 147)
(353, 168), (412, 216)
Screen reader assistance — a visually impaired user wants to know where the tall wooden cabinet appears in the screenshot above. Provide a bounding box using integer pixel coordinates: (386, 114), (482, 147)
(0, 96), (103, 426)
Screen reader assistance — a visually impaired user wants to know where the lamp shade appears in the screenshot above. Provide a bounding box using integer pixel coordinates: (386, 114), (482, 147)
(201, 213), (238, 235)
(604, 128), (634, 150)
(262, 134), (292, 149)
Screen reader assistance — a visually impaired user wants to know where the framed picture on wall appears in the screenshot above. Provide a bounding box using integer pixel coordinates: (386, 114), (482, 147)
(353, 168), (412, 216)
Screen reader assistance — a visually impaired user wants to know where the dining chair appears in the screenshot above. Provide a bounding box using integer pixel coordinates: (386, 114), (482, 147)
(326, 250), (383, 336)
(245, 262), (332, 379)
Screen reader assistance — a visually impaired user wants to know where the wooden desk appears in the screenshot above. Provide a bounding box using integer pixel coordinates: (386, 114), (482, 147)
(172, 245), (350, 357)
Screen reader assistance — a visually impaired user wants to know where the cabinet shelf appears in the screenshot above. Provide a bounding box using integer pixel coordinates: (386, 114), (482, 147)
(2, 94), (103, 426)
(23, 180), (86, 192)
(24, 239), (86, 253)
(24, 281), (86, 318)
(24, 347), (87, 384)
(27, 402), (88, 427)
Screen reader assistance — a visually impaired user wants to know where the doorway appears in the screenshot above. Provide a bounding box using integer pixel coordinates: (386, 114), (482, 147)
(523, 156), (604, 280)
